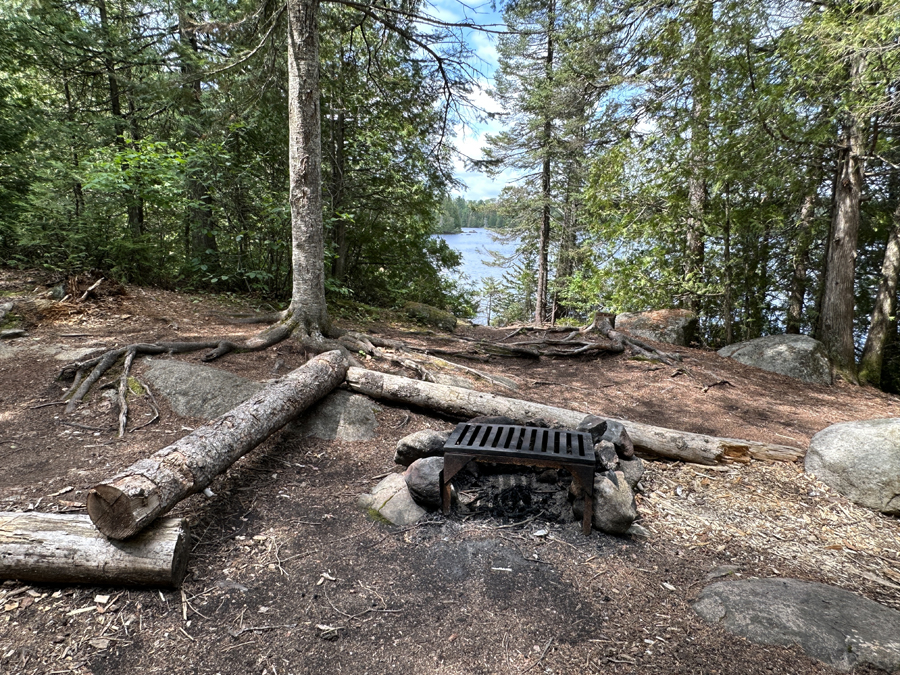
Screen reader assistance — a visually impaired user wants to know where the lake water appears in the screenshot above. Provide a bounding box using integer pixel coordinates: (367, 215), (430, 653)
(434, 228), (519, 324)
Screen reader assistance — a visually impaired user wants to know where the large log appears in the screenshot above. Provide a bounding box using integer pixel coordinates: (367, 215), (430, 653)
(89, 351), (348, 539)
(0, 512), (189, 588)
(345, 368), (803, 465)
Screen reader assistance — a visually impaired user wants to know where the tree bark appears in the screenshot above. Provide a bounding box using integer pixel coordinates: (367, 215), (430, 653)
(88, 351), (347, 539)
(344, 368), (802, 465)
(534, 0), (555, 327)
(0, 513), (189, 588)
(858, 202), (900, 386)
(786, 191), (817, 334)
(819, 56), (866, 382)
(684, 0), (711, 315)
(287, 0), (329, 335)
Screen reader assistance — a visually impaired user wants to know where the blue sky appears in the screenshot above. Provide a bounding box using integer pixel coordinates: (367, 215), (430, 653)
(426, 0), (520, 201)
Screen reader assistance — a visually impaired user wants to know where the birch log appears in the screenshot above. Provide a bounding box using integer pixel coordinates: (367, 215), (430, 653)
(88, 351), (347, 540)
(0, 512), (189, 588)
(345, 368), (803, 465)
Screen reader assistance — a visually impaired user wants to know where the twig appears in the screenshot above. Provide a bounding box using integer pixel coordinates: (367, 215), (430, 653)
(521, 637), (553, 673)
(491, 513), (543, 530)
(228, 623), (297, 638)
(77, 278), (104, 302)
(27, 401), (68, 409)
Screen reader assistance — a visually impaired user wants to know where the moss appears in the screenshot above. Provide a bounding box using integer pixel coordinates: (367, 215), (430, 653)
(366, 508), (393, 525)
(127, 377), (144, 395)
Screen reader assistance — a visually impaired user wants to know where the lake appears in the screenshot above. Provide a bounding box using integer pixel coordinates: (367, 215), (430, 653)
(434, 228), (519, 324)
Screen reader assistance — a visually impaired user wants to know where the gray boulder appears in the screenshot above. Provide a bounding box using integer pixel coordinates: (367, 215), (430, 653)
(693, 578), (900, 672)
(357, 473), (426, 526)
(292, 390), (379, 441)
(144, 359), (262, 419)
(805, 418), (900, 514)
(718, 334), (832, 385)
(615, 309), (698, 346)
(404, 457), (444, 509)
(618, 456), (645, 490)
(573, 470), (637, 535)
(394, 429), (450, 466)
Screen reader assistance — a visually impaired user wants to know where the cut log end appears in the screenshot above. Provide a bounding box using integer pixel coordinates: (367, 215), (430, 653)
(88, 480), (159, 540)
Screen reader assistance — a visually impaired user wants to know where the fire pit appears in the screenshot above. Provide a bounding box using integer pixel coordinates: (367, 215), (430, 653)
(441, 423), (596, 535)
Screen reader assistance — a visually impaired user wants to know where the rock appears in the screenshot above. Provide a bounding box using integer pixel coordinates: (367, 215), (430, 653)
(615, 309), (698, 346)
(693, 578), (900, 672)
(403, 302), (457, 332)
(573, 470), (637, 535)
(0, 329), (27, 340)
(292, 390), (379, 441)
(431, 373), (475, 390)
(394, 429), (450, 466)
(468, 415), (518, 426)
(48, 284), (66, 300)
(805, 418), (900, 514)
(625, 523), (651, 538)
(600, 420), (635, 459)
(577, 415), (608, 444)
(357, 474), (426, 526)
(594, 440), (619, 472)
(618, 456), (644, 490)
(144, 359), (263, 419)
(404, 457), (444, 509)
(718, 334), (832, 385)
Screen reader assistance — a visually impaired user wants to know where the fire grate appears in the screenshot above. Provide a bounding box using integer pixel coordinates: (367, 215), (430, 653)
(441, 423), (596, 535)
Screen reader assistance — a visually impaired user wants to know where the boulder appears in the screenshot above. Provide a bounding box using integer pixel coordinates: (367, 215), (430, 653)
(693, 578), (900, 672)
(292, 390), (379, 441)
(618, 456), (645, 490)
(573, 470), (637, 535)
(144, 359), (262, 419)
(394, 429), (450, 467)
(404, 457), (444, 509)
(594, 440), (619, 472)
(600, 420), (635, 459)
(357, 473), (426, 526)
(615, 309), (698, 346)
(403, 302), (457, 332)
(805, 418), (900, 514)
(718, 334), (832, 385)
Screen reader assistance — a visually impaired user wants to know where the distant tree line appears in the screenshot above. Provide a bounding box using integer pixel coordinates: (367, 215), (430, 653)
(433, 196), (510, 234)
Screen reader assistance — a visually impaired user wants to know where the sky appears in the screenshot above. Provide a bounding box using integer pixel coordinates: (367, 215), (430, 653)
(426, 0), (520, 201)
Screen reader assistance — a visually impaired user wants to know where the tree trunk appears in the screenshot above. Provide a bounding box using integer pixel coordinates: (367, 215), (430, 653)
(858, 202), (900, 386)
(96, 0), (143, 239)
(684, 0), (711, 315)
(344, 368), (802, 465)
(722, 182), (732, 344)
(88, 351), (347, 539)
(0, 513), (189, 588)
(534, 0), (555, 327)
(287, 0), (329, 334)
(180, 11), (219, 270)
(786, 191), (817, 334)
(818, 57), (866, 382)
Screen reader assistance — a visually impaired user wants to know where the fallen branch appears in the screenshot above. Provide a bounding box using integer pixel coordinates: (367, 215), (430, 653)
(344, 368), (803, 465)
(88, 351), (348, 539)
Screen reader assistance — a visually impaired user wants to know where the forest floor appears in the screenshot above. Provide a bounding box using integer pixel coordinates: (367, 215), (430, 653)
(1, 267), (899, 675)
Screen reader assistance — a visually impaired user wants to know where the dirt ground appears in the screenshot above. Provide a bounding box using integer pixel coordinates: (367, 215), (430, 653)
(1, 267), (899, 675)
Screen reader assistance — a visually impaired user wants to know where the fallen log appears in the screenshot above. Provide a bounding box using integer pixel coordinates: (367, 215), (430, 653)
(88, 351), (348, 540)
(0, 512), (189, 588)
(344, 368), (804, 465)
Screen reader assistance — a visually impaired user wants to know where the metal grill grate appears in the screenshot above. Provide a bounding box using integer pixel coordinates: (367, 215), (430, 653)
(444, 424), (594, 465)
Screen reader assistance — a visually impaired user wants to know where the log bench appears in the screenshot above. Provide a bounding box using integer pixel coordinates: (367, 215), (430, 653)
(441, 423), (596, 535)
